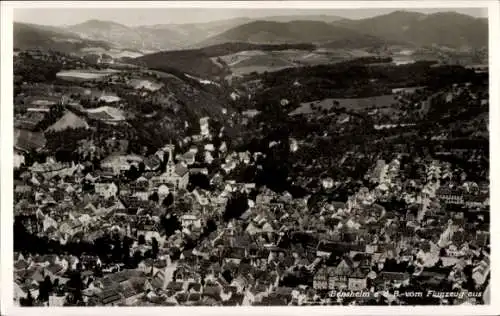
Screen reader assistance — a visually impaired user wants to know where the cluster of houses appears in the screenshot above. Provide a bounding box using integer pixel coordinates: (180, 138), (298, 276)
(13, 137), (490, 306)
(12, 68), (490, 307)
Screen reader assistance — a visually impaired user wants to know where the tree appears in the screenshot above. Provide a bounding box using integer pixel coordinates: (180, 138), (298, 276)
(67, 270), (83, 304)
(126, 165), (140, 181)
(53, 278), (60, 290)
(223, 192), (249, 221)
(20, 290), (34, 306)
(139, 162), (146, 173)
(439, 248), (447, 257)
(37, 275), (52, 302)
(162, 193), (174, 208)
(122, 236), (132, 264)
(149, 192), (159, 203)
(133, 250), (143, 267)
(111, 235), (122, 262)
(188, 173), (210, 191)
(151, 237), (159, 258)
(161, 214), (181, 237)
(222, 269), (233, 283)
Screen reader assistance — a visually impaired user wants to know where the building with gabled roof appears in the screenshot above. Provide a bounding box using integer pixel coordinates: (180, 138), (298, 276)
(151, 146), (189, 190)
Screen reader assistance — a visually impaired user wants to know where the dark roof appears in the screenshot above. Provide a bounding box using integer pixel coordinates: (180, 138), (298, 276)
(47, 264), (64, 275)
(100, 291), (122, 305)
(87, 111), (115, 121)
(144, 155), (161, 169)
(379, 271), (410, 281)
(150, 277), (163, 289)
(14, 260), (29, 270)
(153, 259), (167, 269)
(350, 267), (369, 279)
(176, 292), (188, 303)
(167, 281), (183, 291)
(226, 247), (246, 259)
(175, 164), (189, 177)
(188, 293), (201, 302)
(203, 285), (221, 297)
(121, 285), (138, 298)
(226, 293), (244, 306)
(188, 283), (202, 292)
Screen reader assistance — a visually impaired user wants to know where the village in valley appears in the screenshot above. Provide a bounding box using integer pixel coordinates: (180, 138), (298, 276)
(11, 8), (490, 308)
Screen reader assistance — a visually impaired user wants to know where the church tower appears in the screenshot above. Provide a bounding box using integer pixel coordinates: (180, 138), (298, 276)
(166, 144), (175, 177)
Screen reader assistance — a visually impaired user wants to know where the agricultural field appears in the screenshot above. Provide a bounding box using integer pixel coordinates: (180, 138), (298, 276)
(14, 128), (47, 151)
(217, 48), (374, 77)
(289, 94), (399, 115)
(56, 69), (119, 81)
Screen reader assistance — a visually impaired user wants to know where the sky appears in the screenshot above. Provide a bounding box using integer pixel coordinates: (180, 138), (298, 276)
(14, 7), (488, 26)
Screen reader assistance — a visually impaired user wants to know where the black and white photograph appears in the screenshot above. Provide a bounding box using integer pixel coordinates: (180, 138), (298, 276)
(0, 0), (498, 314)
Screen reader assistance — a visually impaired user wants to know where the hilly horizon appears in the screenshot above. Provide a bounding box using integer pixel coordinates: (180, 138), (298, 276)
(15, 10), (488, 53)
(14, 9), (488, 77)
(332, 10), (488, 49)
(13, 22), (113, 53)
(195, 20), (390, 48)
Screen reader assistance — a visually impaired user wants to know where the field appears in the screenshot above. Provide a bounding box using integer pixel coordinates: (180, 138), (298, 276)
(216, 48), (375, 77)
(56, 69), (119, 81)
(14, 128), (46, 151)
(46, 111), (89, 132)
(289, 95), (398, 116)
(128, 78), (164, 91)
(79, 47), (144, 59)
(85, 106), (126, 121)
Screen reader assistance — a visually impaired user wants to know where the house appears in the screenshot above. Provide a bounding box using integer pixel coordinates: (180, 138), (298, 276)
(231, 276), (249, 294)
(30, 159), (77, 180)
(313, 267), (329, 290)
(437, 187), (465, 205)
(48, 293), (66, 306)
(136, 221), (162, 243)
(199, 117), (210, 137)
(99, 289), (122, 306)
(121, 284), (142, 305)
(59, 219), (83, 237)
(246, 284), (268, 305)
(238, 152), (251, 164)
(190, 167), (208, 175)
(348, 268), (368, 291)
(370, 160), (388, 184)
(151, 147), (189, 190)
(472, 255), (489, 286)
(181, 214), (200, 228)
(156, 184), (170, 198)
(193, 189), (210, 206)
(167, 281), (184, 293)
(144, 155), (162, 171)
(224, 247), (246, 265)
(377, 271), (410, 287)
(132, 178), (150, 201)
(204, 144), (215, 152)
(14, 149), (25, 169)
(100, 154), (143, 175)
(94, 182), (118, 199)
(180, 151), (196, 165)
(331, 258), (354, 289)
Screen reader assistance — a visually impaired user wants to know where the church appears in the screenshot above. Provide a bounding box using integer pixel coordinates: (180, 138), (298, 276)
(151, 145), (189, 190)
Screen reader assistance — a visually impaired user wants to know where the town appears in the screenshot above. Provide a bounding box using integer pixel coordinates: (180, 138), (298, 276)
(11, 9), (490, 307)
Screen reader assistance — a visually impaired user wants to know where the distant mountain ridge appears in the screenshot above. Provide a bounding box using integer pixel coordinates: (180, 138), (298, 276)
(196, 20), (391, 48)
(14, 22), (112, 53)
(332, 10), (488, 49)
(67, 18), (259, 51)
(132, 42), (317, 79)
(15, 10), (487, 52)
(194, 11), (487, 49)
